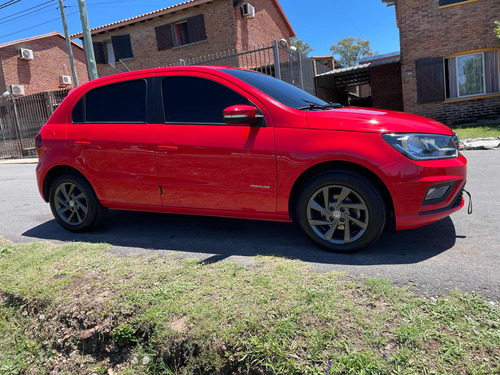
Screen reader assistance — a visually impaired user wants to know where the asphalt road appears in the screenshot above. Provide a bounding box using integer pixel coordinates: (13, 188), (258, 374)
(1, 150), (499, 300)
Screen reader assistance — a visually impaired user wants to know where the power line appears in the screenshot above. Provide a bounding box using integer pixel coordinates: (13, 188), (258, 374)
(0, 2), (58, 25)
(0, 0), (22, 10)
(0, 0), (57, 22)
(0, 10), (78, 40)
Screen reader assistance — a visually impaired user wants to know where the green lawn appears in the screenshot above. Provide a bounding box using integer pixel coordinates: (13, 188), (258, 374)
(1, 238), (499, 374)
(452, 123), (500, 140)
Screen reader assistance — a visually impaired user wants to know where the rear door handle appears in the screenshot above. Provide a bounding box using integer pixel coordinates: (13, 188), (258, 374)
(157, 144), (178, 152)
(75, 139), (90, 146)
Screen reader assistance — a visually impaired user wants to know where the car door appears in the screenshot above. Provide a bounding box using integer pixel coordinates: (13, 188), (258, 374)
(153, 72), (277, 213)
(67, 77), (161, 206)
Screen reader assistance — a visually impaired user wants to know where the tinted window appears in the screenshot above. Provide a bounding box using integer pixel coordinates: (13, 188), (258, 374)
(86, 80), (147, 123)
(72, 97), (85, 123)
(162, 77), (250, 123)
(221, 69), (328, 109)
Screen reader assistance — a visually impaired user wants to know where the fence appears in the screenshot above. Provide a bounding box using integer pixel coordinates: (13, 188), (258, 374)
(0, 89), (70, 159)
(167, 40), (332, 96)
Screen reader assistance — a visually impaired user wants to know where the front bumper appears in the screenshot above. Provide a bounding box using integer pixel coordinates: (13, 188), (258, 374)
(379, 153), (467, 230)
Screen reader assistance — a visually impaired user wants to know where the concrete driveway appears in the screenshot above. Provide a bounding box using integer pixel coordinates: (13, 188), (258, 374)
(1, 150), (499, 300)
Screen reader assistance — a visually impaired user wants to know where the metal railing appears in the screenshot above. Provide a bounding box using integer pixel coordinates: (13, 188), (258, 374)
(166, 40), (332, 96)
(0, 89), (70, 159)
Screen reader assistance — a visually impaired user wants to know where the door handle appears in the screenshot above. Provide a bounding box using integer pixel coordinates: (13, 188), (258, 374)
(75, 139), (90, 146)
(157, 144), (178, 152)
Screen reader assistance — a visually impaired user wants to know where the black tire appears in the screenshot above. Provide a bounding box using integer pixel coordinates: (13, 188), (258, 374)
(296, 171), (386, 253)
(49, 173), (107, 232)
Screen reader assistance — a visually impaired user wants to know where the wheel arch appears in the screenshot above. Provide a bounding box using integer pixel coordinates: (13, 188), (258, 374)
(288, 161), (395, 226)
(43, 165), (93, 202)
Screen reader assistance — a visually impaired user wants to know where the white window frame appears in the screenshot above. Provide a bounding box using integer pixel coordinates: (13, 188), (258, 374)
(455, 52), (486, 98)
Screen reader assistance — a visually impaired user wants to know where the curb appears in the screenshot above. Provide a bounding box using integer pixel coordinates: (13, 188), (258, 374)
(0, 158), (38, 165)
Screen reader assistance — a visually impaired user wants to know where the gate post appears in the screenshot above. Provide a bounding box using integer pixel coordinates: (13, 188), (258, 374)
(272, 40), (281, 80)
(298, 52), (304, 90)
(10, 94), (24, 155)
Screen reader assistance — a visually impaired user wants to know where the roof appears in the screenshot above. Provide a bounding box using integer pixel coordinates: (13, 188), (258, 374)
(0, 31), (84, 50)
(316, 52), (401, 87)
(381, 0), (397, 5)
(312, 55), (333, 59)
(71, 0), (295, 38)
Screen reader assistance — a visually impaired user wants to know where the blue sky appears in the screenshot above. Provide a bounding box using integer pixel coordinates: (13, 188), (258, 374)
(0, 0), (400, 56)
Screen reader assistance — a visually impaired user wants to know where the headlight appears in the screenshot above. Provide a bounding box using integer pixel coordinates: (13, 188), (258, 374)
(382, 133), (459, 160)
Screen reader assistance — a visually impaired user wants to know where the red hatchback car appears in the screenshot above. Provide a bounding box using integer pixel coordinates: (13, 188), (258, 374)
(35, 66), (467, 252)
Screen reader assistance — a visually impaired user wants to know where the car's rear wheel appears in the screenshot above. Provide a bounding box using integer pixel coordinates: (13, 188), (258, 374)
(49, 174), (106, 232)
(296, 172), (386, 253)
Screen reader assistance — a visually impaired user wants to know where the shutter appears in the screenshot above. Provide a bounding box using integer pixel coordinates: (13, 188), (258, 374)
(439, 0), (467, 6)
(111, 35), (133, 60)
(416, 57), (445, 104)
(187, 14), (207, 43)
(155, 24), (174, 51)
(93, 42), (106, 64)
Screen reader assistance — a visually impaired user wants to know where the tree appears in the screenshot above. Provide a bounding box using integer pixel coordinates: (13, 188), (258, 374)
(495, 20), (500, 42)
(330, 37), (377, 67)
(290, 37), (314, 57)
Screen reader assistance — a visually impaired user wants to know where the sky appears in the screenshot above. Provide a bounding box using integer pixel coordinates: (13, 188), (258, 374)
(0, 0), (400, 56)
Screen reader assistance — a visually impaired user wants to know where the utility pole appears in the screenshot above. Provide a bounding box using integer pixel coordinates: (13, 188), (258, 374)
(77, 0), (98, 80)
(58, 0), (79, 87)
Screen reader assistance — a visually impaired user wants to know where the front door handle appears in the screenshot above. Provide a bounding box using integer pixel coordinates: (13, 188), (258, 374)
(157, 144), (178, 152)
(75, 139), (90, 146)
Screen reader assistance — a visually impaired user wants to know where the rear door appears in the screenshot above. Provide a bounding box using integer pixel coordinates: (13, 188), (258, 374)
(153, 72), (277, 213)
(67, 77), (161, 206)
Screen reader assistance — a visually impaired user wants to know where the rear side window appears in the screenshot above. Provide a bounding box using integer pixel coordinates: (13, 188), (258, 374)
(72, 80), (147, 123)
(162, 77), (250, 124)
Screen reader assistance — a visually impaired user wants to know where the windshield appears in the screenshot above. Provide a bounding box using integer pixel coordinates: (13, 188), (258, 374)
(221, 69), (329, 109)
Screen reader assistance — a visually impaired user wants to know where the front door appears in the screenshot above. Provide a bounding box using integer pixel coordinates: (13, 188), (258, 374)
(154, 73), (277, 213)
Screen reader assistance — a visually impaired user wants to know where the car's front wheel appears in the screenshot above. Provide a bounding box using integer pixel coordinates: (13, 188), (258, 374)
(49, 174), (106, 232)
(296, 172), (386, 253)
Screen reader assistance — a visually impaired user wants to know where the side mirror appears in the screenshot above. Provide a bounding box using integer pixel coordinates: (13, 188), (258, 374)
(223, 105), (263, 126)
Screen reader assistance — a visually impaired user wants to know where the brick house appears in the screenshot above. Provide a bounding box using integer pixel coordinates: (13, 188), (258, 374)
(383, 0), (500, 125)
(72, 0), (295, 78)
(0, 32), (89, 95)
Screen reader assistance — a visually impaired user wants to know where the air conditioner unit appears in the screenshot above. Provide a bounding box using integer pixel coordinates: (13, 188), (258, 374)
(19, 48), (34, 60)
(10, 84), (25, 96)
(59, 75), (72, 85)
(241, 3), (255, 18)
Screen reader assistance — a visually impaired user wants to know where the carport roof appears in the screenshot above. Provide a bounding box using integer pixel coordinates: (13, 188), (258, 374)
(316, 53), (401, 87)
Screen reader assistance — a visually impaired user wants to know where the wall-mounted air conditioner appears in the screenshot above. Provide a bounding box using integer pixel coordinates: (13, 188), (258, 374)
(60, 75), (72, 85)
(241, 3), (255, 18)
(10, 84), (25, 96)
(19, 48), (34, 60)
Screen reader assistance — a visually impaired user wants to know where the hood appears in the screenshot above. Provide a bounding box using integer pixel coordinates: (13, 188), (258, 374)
(305, 107), (453, 135)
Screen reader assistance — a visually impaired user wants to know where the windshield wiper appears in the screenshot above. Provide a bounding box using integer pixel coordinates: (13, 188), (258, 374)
(296, 101), (343, 111)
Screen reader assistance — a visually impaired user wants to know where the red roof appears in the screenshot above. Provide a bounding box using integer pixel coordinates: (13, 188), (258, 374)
(71, 0), (295, 38)
(0, 31), (83, 50)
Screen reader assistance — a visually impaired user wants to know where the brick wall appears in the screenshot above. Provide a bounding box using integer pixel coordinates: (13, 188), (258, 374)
(0, 35), (89, 95)
(91, 0), (237, 77)
(395, 0), (500, 125)
(370, 62), (404, 111)
(233, 0), (293, 51)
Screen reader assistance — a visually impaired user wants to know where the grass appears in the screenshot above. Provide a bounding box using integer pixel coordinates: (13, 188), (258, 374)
(0, 238), (499, 374)
(452, 122), (500, 140)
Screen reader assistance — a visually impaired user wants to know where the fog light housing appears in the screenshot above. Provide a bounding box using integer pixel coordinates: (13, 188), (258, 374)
(423, 182), (455, 205)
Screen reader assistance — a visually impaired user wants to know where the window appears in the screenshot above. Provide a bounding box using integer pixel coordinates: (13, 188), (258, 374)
(445, 51), (499, 99)
(93, 34), (133, 65)
(162, 77), (250, 124)
(155, 14), (207, 51)
(439, 0), (472, 6)
(72, 80), (147, 123)
(222, 69), (329, 109)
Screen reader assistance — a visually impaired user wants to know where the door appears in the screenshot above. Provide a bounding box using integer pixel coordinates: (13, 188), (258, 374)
(154, 73), (277, 213)
(67, 78), (161, 206)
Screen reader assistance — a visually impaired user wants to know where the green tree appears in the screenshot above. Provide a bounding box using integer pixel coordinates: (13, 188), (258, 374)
(495, 20), (500, 42)
(290, 37), (314, 57)
(330, 37), (377, 67)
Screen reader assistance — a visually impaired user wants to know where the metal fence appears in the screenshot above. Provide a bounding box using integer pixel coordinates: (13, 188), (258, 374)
(0, 89), (70, 159)
(167, 40), (332, 96)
